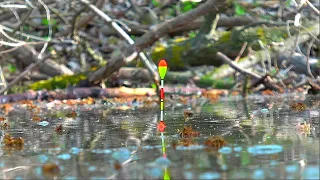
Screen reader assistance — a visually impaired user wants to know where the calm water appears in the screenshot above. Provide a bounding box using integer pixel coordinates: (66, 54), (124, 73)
(0, 93), (319, 179)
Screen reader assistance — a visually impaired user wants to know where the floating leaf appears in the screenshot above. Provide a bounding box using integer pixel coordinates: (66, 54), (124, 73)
(42, 163), (60, 177)
(3, 134), (24, 151)
(290, 102), (307, 111)
(204, 136), (227, 150)
(179, 126), (200, 138)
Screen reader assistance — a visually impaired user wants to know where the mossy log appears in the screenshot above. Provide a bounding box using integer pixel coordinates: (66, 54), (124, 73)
(151, 24), (295, 70)
(29, 74), (87, 91)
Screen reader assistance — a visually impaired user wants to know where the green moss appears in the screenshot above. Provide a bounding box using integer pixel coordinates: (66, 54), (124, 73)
(216, 31), (231, 43)
(198, 75), (234, 89)
(29, 73), (87, 90)
(151, 39), (191, 69)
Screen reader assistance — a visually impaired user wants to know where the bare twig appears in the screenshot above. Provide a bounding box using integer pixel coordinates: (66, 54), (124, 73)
(306, 0), (320, 16)
(258, 40), (272, 73)
(0, 54), (51, 95)
(0, 41), (47, 55)
(37, 0), (51, 59)
(217, 52), (261, 79)
(234, 42), (247, 63)
(306, 38), (315, 79)
(0, 66), (7, 95)
(12, 9), (33, 34)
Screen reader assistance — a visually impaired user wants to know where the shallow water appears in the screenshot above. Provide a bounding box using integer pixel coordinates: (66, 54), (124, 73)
(0, 93), (319, 179)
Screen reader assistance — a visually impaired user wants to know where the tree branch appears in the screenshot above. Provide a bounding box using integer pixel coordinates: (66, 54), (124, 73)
(87, 0), (227, 84)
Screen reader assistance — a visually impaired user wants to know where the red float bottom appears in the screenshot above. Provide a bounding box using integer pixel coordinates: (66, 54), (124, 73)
(157, 121), (166, 132)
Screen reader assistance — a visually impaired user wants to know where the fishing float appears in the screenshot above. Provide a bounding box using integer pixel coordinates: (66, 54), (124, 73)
(157, 59), (167, 132)
(157, 59), (170, 180)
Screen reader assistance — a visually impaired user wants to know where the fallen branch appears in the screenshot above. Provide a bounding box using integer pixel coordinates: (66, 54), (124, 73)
(216, 52), (282, 91)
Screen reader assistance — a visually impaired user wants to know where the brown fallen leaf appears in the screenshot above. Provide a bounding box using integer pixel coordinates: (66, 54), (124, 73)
(3, 133), (24, 151)
(55, 124), (63, 134)
(290, 102), (307, 111)
(42, 163), (60, 177)
(179, 126), (200, 138)
(66, 111), (77, 118)
(204, 136), (227, 150)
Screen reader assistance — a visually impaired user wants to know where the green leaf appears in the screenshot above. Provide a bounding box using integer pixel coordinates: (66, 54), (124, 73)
(285, 0), (292, 7)
(181, 2), (197, 13)
(130, 35), (136, 41)
(41, 18), (57, 26)
(151, 83), (157, 89)
(151, 0), (161, 7)
(7, 64), (17, 73)
(234, 3), (246, 16)
(43, 36), (51, 41)
(188, 31), (197, 38)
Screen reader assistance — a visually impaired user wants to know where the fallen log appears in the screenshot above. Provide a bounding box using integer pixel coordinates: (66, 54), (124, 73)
(150, 23), (299, 70)
(0, 87), (228, 104)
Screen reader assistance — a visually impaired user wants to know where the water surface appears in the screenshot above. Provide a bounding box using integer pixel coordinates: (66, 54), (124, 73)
(0, 93), (319, 179)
